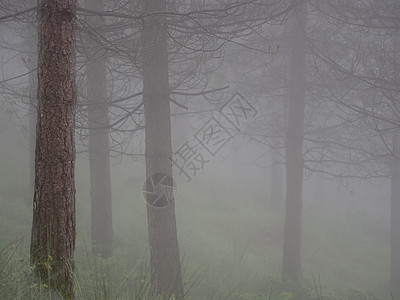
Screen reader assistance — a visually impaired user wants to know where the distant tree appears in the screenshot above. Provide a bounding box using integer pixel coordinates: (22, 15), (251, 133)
(141, 0), (183, 296)
(21, 0), (38, 194)
(84, 0), (113, 259)
(282, 0), (307, 283)
(30, 0), (76, 298)
(0, 0), (37, 195)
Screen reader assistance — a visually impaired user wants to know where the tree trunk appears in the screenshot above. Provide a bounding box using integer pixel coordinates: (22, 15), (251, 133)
(28, 77), (37, 193)
(26, 0), (38, 199)
(282, 1), (307, 283)
(85, 0), (113, 258)
(142, 0), (183, 297)
(30, 0), (76, 298)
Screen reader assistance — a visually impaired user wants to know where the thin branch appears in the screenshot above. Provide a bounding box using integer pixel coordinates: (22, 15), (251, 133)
(0, 6), (37, 22)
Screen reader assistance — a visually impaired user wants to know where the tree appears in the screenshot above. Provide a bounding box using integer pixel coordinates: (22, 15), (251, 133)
(24, 1), (37, 195)
(84, 0), (113, 258)
(282, 0), (307, 283)
(0, 0), (37, 196)
(142, 0), (183, 297)
(30, 0), (76, 298)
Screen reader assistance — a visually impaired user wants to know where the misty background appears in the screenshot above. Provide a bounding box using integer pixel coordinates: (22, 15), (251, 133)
(0, 0), (398, 299)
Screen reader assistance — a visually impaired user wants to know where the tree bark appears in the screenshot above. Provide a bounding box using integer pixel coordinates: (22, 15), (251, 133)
(30, 0), (76, 298)
(142, 0), (183, 297)
(85, 0), (113, 258)
(282, 1), (307, 283)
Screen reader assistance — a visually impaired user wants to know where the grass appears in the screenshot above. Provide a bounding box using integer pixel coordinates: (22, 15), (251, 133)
(0, 242), (387, 300)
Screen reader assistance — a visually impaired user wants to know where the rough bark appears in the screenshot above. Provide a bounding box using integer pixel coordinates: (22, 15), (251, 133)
(30, 0), (76, 298)
(85, 0), (113, 258)
(282, 1), (307, 283)
(142, 0), (183, 297)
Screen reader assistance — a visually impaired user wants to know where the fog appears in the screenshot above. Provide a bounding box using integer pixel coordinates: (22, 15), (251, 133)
(0, 0), (399, 299)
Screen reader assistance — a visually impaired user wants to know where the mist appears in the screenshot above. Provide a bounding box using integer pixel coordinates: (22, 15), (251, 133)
(0, 0), (398, 299)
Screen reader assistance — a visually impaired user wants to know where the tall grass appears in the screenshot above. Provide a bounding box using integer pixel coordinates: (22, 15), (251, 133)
(0, 242), (387, 300)
(0, 242), (181, 299)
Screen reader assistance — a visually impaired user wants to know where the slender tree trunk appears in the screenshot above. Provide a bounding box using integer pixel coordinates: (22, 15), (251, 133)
(282, 1), (307, 283)
(29, 86), (36, 188)
(28, 76), (37, 192)
(142, 0), (183, 297)
(28, 47), (37, 195)
(85, 0), (113, 258)
(26, 0), (38, 198)
(30, 0), (76, 298)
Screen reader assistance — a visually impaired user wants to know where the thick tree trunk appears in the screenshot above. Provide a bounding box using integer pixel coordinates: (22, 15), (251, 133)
(282, 1), (307, 283)
(30, 0), (76, 298)
(85, 0), (113, 258)
(142, 0), (183, 297)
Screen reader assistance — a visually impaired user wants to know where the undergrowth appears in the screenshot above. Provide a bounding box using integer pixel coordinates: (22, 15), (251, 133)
(0, 242), (390, 300)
